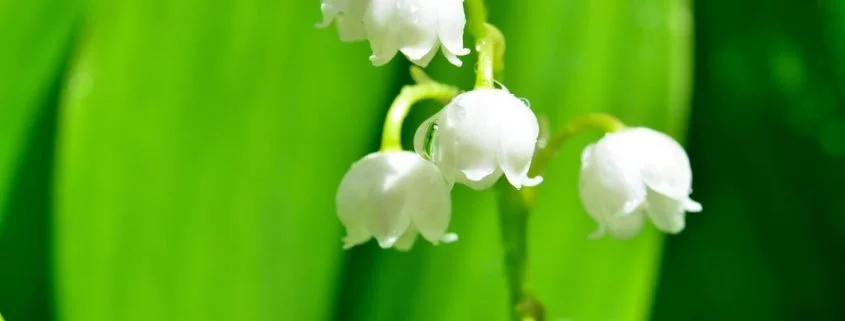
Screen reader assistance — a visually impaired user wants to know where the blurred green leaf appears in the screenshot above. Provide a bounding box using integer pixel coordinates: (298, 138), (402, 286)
(54, 1), (397, 320)
(0, 1), (81, 320)
(653, 0), (845, 320)
(0, 0), (79, 228)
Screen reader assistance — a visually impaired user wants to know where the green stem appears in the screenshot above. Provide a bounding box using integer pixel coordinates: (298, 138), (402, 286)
(467, 1), (537, 319)
(495, 180), (545, 321)
(494, 180), (529, 320)
(409, 66), (434, 85)
(490, 25), (506, 80)
(467, 1), (542, 320)
(379, 82), (460, 152)
(475, 24), (506, 88)
(467, 0), (505, 88)
(528, 113), (626, 177)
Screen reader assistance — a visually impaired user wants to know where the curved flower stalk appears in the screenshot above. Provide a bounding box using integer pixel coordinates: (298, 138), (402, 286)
(318, 0), (471, 67)
(414, 88), (543, 190)
(578, 127), (702, 239)
(336, 151), (456, 250)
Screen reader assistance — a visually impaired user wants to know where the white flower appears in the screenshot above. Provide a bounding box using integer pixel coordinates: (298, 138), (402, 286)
(318, 0), (470, 67)
(336, 151), (456, 250)
(578, 127), (703, 239)
(414, 88), (543, 190)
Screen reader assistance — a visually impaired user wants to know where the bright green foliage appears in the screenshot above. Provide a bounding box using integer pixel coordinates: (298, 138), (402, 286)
(0, 0), (80, 227)
(0, 0), (81, 320)
(4, 0), (696, 321)
(0, 0), (841, 320)
(54, 1), (395, 321)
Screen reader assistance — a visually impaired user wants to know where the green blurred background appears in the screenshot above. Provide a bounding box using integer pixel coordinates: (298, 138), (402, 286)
(0, 0), (842, 320)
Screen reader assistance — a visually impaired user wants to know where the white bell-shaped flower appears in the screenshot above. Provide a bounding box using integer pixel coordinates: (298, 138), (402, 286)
(336, 151), (456, 250)
(414, 88), (543, 190)
(318, 0), (470, 67)
(578, 127), (703, 239)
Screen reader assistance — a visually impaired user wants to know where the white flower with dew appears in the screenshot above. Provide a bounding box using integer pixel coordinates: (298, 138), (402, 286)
(336, 151), (457, 250)
(318, 0), (470, 67)
(414, 88), (543, 190)
(578, 127), (703, 239)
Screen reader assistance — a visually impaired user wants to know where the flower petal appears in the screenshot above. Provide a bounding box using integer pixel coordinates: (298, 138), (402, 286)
(363, 0), (401, 66)
(439, 232), (459, 243)
(408, 41), (440, 68)
(589, 224), (608, 239)
(436, 0), (470, 65)
(335, 0), (369, 41)
(606, 211), (647, 239)
(644, 189), (687, 234)
(497, 145), (537, 190)
(408, 191), (452, 244)
(684, 198), (703, 212)
(396, 0), (439, 64)
(578, 143), (647, 222)
(496, 94), (540, 189)
(392, 227), (419, 251)
(337, 152), (426, 249)
(405, 160), (453, 243)
(458, 168), (501, 190)
(337, 156), (382, 249)
(433, 92), (501, 188)
(440, 49), (464, 67)
(620, 128), (695, 199)
(317, 0), (344, 28)
(341, 221), (372, 250)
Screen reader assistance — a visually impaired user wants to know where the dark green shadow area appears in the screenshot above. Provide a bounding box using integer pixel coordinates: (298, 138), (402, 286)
(0, 50), (68, 321)
(652, 0), (845, 320)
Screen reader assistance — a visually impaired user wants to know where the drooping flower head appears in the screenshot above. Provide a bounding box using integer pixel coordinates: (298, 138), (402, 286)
(318, 0), (470, 67)
(336, 151), (456, 250)
(578, 127), (702, 239)
(415, 88), (543, 190)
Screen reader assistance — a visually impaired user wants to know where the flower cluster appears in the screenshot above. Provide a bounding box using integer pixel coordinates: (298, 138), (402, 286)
(336, 88), (541, 250)
(319, 0), (470, 67)
(325, 1), (701, 251)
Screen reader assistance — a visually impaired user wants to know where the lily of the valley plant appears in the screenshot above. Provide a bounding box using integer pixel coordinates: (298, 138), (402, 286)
(322, 0), (701, 319)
